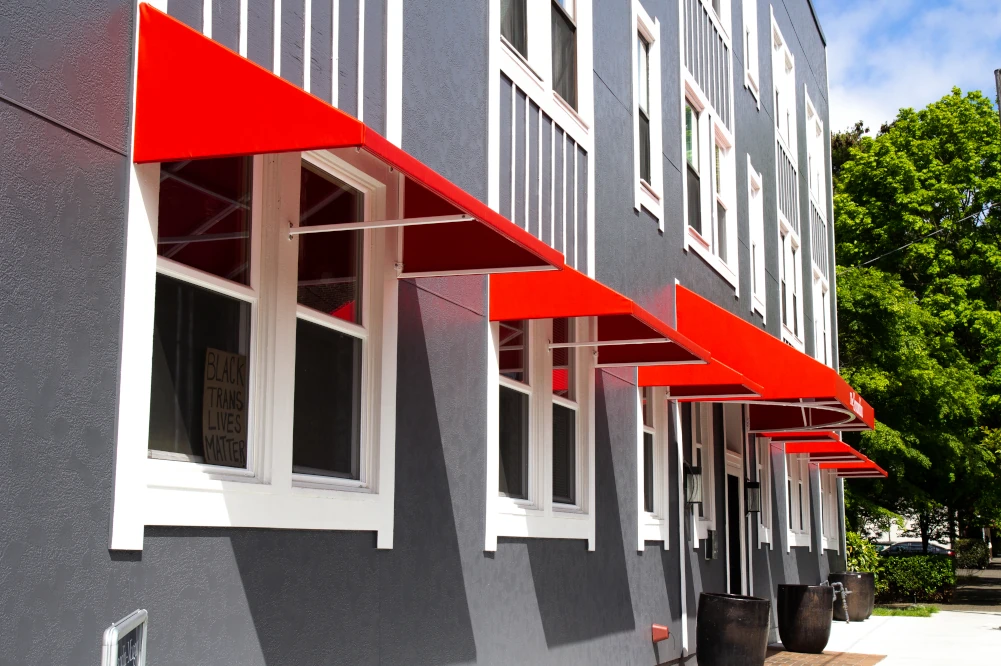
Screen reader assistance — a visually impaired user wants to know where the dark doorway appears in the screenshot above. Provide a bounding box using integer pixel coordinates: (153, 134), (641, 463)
(727, 474), (742, 594)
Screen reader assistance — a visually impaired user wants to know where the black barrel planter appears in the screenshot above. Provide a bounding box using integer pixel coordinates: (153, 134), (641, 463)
(696, 592), (771, 666)
(828, 572), (875, 621)
(777, 584), (834, 653)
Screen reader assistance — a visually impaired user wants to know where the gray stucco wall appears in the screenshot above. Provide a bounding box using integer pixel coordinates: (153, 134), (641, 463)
(0, 0), (843, 664)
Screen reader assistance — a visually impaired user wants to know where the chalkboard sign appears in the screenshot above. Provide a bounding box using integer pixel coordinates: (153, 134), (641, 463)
(202, 347), (249, 467)
(102, 609), (147, 666)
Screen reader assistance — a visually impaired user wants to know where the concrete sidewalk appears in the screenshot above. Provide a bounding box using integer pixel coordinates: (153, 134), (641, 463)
(823, 610), (1001, 664)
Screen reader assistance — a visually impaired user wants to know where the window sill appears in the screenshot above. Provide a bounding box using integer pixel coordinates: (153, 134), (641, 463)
(788, 530), (812, 551)
(639, 512), (670, 550)
(492, 509), (595, 549)
(758, 525), (773, 548)
(782, 325), (805, 352)
(752, 294), (767, 322)
(686, 227), (739, 291)
(745, 70), (760, 105)
(636, 180), (664, 221)
(553, 90), (590, 133)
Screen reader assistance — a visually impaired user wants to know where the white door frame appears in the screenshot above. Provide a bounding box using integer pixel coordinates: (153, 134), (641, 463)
(724, 450), (748, 595)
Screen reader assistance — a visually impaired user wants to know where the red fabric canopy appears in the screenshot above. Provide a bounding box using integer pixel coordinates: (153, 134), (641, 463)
(638, 359), (764, 399)
(489, 267), (710, 366)
(674, 286), (875, 432)
(134, 4), (564, 277)
(820, 457), (888, 479)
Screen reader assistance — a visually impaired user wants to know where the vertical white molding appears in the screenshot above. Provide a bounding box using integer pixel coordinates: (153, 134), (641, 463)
(203, 0), (213, 37)
(375, 227), (399, 548)
(239, 0), (248, 56)
(487, 0), (500, 209)
(573, 143), (578, 269)
(561, 134), (567, 257)
(523, 93), (529, 231)
(509, 83), (516, 219)
(273, 0), (282, 74)
(550, 121), (556, 244)
(110, 163), (160, 551)
(674, 401), (689, 656)
(331, 0), (340, 107)
(356, 0), (365, 121)
(484, 316), (500, 551)
(303, 0), (312, 92)
(385, 0), (403, 145)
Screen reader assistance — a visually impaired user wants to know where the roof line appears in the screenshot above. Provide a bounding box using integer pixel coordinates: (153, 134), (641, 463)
(805, 0), (827, 47)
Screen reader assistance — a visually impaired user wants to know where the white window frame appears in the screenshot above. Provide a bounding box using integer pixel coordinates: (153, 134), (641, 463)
(486, 316), (597, 551)
(771, 9), (797, 160)
(804, 91), (825, 214)
(754, 436), (773, 547)
(742, 0), (760, 103)
(109, 151), (400, 550)
(704, 0), (732, 39)
(494, 0), (594, 147)
(820, 468), (840, 552)
(632, 1), (664, 225)
(747, 156), (766, 319)
(682, 85), (739, 291)
(813, 270), (832, 366)
(691, 402), (716, 543)
(786, 452), (811, 550)
(637, 387), (671, 550)
(779, 223), (804, 350)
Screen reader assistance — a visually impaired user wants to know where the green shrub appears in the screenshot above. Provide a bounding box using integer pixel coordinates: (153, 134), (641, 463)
(845, 531), (888, 595)
(879, 555), (956, 602)
(955, 539), (990, 569)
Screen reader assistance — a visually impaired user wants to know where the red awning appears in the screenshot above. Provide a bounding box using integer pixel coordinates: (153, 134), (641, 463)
(638, 359), (764, 399)
(760, 431), (842, 444)
(674, 286), (875, 432)
(134, 4), (564, 277)
(820, 457), (888, 479)
(489, 267), (710, 366)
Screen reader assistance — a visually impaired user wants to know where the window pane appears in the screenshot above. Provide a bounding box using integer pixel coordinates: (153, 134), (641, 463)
(298, 163), (364, 324)
(716, 201), (727, 263)
(639, 112), (651, 184)
(641, 387), (654, 428)
(500, 0), (527, 57)
(292, 318), (363, 479)
(158, 157), (253, 285)
(687, 166), (702, 235)
(148, 274), (251, 467)
(551, 1), (577, 109)
(499, 386), (529, 498)
(552, 403), (576, 504)
(715, 145), (722, 195)
(685, 105), (699, 170)
(499, 320), (528, 383)
(552, 317), (574, 399)
(637, 35), (649, 113)
(643, 432), (655, 513)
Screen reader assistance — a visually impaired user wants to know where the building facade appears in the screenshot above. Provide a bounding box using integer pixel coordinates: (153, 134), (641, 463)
(0, 0), (878, 663)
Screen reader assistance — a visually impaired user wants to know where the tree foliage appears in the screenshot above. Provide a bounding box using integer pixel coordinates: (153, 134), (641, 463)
(834, 89), (1001, 540)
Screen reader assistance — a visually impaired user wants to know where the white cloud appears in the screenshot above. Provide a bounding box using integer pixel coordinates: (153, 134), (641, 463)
(814, 0), (1001, 132)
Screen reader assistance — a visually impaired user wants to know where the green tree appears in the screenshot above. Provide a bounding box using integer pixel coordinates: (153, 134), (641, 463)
(834, 89), (1001, 547)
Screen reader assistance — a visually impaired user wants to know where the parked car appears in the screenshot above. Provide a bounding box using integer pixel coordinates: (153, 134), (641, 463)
(881, 541), (954, 557)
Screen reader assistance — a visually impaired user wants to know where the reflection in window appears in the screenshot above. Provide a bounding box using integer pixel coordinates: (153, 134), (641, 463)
(148, 274), (251, 467)
(551, 0), (577, 109)
(499, 320), (528, 383)
(292, 319), (362, 479)
(552, 403), (576, 504)
(501, 0), (528, 58)
(637, 34), (652, 183)
(499, 386), (529, 499)
(297, 163), (364, 324)
(157, 157), (253, 284)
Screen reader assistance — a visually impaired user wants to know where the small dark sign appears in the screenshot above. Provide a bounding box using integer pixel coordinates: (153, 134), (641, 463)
(102, 609), (147, 666)
(202, 347), (249, 467)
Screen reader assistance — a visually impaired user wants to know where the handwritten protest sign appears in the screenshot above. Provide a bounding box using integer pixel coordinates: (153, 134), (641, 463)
(202, 348), (248, 467)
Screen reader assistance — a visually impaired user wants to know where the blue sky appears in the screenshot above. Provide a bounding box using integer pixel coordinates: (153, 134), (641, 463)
(811, 0), (1001, 133)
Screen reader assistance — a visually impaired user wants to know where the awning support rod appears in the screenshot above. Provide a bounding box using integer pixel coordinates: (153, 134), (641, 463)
(548, 338), (673, 349)
(289, 214), (473, 236)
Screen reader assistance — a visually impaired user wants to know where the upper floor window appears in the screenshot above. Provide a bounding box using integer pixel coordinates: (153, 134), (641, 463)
(501, 0), (528, 58)
(632, 0), (663, 222)
(489, 316), (596, 549)
(779, 227), (803, 346)
(743, 0), (760, 99)
(551, 0), (578, 110)
(805, 93), (826, 212)
(771, 11), (797, 157)
(820, 469), (840, 551)
(813, 275), (832, 366)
